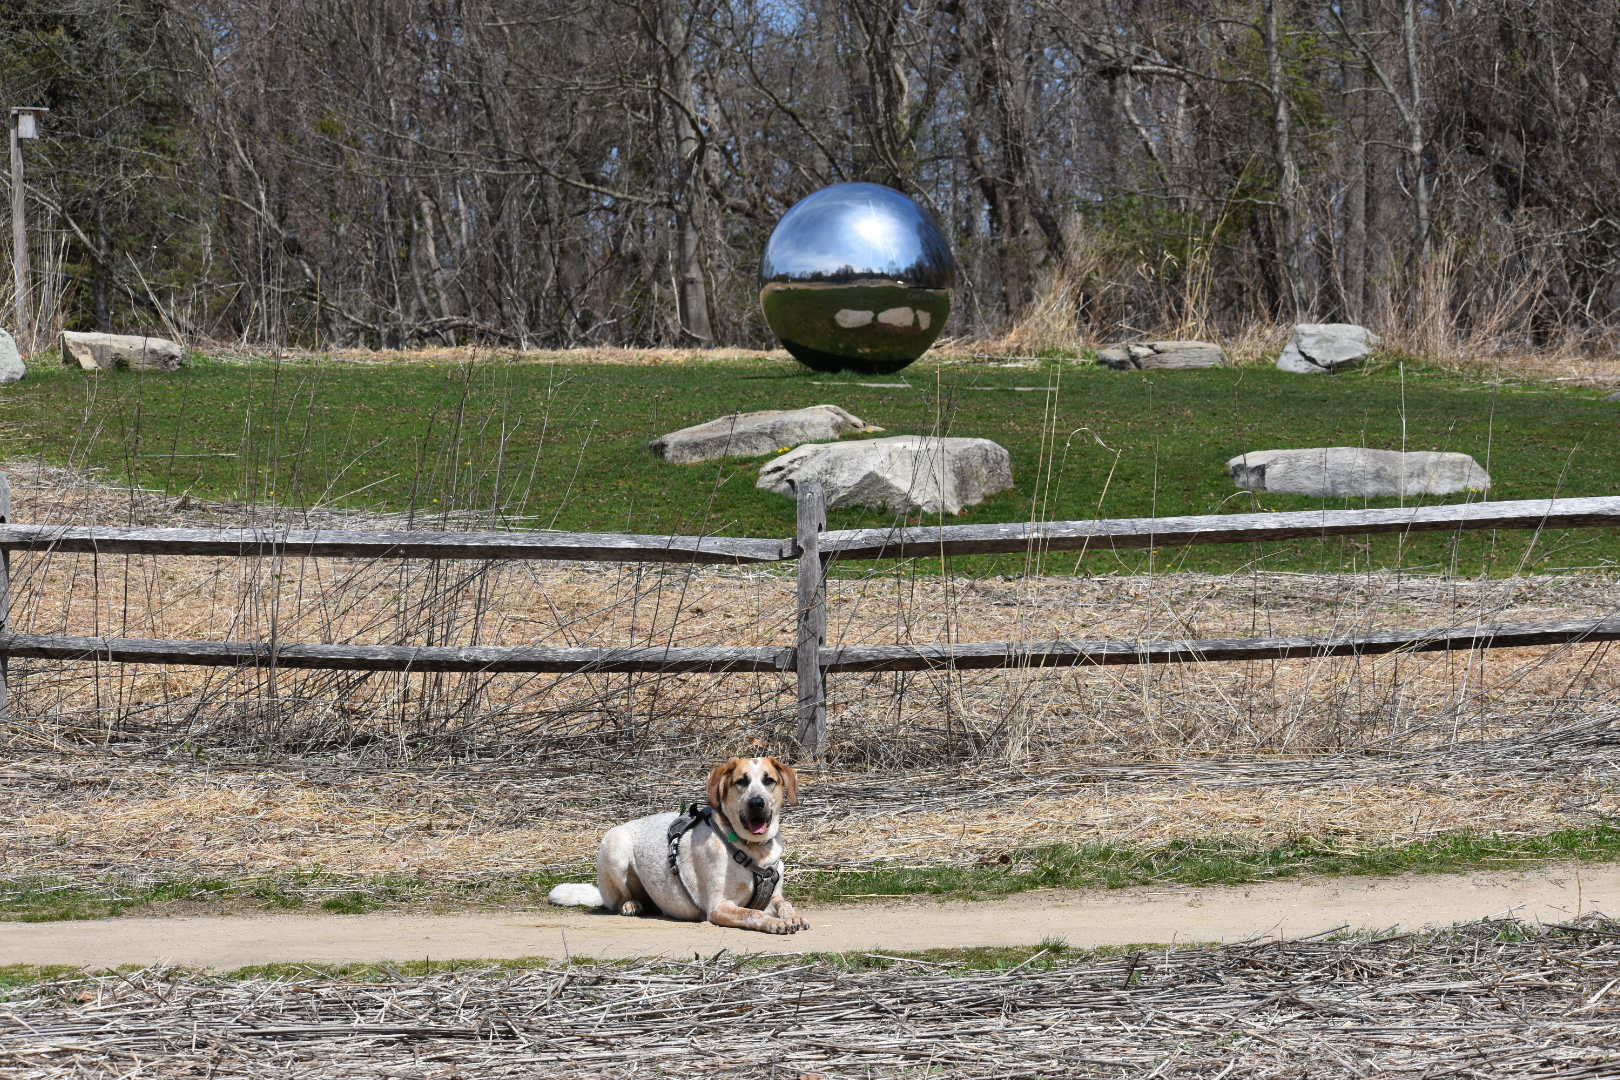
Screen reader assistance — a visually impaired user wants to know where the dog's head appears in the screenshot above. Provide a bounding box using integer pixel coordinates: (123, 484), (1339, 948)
(706, 756), (798, 843)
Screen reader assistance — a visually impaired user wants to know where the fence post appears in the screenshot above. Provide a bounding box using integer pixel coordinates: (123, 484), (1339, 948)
(0, 471), (10, 722)
(793, 480), (827, 758)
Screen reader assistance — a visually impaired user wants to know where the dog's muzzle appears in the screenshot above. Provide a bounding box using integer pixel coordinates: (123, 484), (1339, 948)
(740, 798), (773, 836)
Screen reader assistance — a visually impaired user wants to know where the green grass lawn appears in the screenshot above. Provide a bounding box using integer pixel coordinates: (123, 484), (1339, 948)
(1, 351), (1615, 575)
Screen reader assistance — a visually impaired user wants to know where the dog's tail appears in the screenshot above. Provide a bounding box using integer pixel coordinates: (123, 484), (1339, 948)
(546, 882), (604, 908)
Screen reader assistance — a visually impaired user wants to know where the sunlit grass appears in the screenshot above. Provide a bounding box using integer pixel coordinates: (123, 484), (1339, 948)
(0, 352), (1615, 574)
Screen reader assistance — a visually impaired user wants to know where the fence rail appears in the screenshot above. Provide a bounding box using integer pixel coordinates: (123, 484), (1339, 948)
(817, 496), (1620, 560)
(0, 633), (792, 673)
(0, 523), (786, 564)
(7, 616), (1614, 677)
(821, 617), (1620, 672)
(1, 474), (1616, 756)
(1, 495), (1615, 566)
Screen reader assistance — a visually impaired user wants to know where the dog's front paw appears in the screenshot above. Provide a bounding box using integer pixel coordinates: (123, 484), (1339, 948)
(618, 900), (644, 916)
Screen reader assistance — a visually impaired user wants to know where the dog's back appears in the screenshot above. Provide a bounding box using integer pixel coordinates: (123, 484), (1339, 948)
(548, 810), (701, 920)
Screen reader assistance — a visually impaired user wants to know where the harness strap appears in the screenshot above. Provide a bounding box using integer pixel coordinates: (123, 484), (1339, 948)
(666, 803), (780, 911)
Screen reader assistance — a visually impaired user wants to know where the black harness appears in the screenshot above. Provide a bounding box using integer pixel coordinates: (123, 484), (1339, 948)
(666, 803), (780, 911)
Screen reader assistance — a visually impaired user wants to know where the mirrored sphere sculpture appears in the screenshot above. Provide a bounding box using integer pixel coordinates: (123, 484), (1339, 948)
(760, 182), (956, 374)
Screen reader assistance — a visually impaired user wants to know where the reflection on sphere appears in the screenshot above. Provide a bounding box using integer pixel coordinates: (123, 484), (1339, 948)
(760, 183), (956, 375)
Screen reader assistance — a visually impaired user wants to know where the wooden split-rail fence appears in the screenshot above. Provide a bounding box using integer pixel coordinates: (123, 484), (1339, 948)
(1, 473), (1617, 756)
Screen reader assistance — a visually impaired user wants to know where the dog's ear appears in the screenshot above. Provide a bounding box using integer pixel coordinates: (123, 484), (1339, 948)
(767, 757), (799, 805)
(706, 758), (738, 809)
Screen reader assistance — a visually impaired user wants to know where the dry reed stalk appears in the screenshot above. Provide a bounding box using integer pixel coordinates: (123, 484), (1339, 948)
(2, 917), (1616, 1078)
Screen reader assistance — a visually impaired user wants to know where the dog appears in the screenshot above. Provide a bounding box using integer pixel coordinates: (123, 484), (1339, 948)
(547, 756), (810, 935)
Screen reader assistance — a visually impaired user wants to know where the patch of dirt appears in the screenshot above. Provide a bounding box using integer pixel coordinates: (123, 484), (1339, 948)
(3, 863), (1616, 969)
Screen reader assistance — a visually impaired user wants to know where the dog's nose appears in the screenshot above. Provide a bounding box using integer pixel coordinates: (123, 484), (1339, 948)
(747, 795), (767, 811)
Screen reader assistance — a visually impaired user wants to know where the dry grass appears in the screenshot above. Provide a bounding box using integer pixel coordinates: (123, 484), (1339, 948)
(5, 733), (1615, 885)
(8, 484), (1619, 767)
(966, 219), (1620, 385)
(0, 460), (1616, 892)
(4, 918), (1617, 1077)
(193, 320), (1620, 389)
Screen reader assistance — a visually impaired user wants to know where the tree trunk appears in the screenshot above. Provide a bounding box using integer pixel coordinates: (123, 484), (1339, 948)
(93, 200), (111, 331)
(1401, 0), (1431, 266)
(655, 0), (712, 343)
(1341, 0), (1369, 320)
(1266, 0), (1307, 317)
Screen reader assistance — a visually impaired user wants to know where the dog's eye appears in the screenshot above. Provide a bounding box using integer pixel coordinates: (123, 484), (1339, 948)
(736, 775), (750, 787)
(762, 775), (777, 787)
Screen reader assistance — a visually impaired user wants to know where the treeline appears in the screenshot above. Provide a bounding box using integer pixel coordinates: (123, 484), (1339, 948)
(3, 0), (1617, 352)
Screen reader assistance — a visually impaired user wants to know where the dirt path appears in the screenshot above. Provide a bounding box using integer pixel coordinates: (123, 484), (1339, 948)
(5, 864), (1616, 970)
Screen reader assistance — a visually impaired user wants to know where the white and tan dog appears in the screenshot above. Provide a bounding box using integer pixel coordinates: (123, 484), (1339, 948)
(547, 756), (809, 935)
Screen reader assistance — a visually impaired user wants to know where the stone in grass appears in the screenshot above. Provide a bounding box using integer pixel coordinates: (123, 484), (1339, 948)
(758, 435), (1012, 515)
(1276, 323), (1381, 374)
(0, 327), (23, 384)
(1228, 447), (1490, 499)
(61, 331), (185, 372)
(649, 404), (881, 464)
(1096, 340), (1226, 370)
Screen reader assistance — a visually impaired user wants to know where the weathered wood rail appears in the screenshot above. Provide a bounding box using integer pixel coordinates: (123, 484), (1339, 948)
(0, 522), (786, 564)
(817, 496), (1620, 560)
(1, 473), (1616, 756)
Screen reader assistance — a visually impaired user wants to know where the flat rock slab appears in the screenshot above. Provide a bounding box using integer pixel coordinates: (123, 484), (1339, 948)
(758, 434), (1012, 515)
(650, 404), (878, 464)
(1230, 447), (1491, 498)
(1097, 340), (1226, 370)
(0, 327), (23, 384)
(1277, 323), (1380, 373)
(0, 864), (1612, 968)
(62, 331), (185, 372)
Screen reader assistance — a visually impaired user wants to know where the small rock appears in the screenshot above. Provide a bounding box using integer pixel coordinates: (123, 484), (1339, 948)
(0, 327), (24, 384)
(1096, 340), (1226, 370)
(1138, 340), (1226, 369)
(1228, 447), (1490, 498)
(758, 435), (1012, 515)
(1603, 390), (1620, 402)
(61, 331), (185, 372)
(1276, 323), (1380, 374)
(650, 404), (879, 464)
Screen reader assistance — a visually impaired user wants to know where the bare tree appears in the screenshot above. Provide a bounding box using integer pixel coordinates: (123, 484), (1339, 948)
(3, 0), (1612, 351)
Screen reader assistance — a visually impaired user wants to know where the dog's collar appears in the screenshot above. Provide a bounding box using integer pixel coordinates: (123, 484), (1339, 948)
(666, 803), (780, 910)
(711, 807), (769, 851)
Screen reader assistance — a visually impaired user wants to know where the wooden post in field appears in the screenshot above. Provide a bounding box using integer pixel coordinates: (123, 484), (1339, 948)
(793, 480), (827, 758)
(9, 108), (46, 353)
(0, 472), (11, 721)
